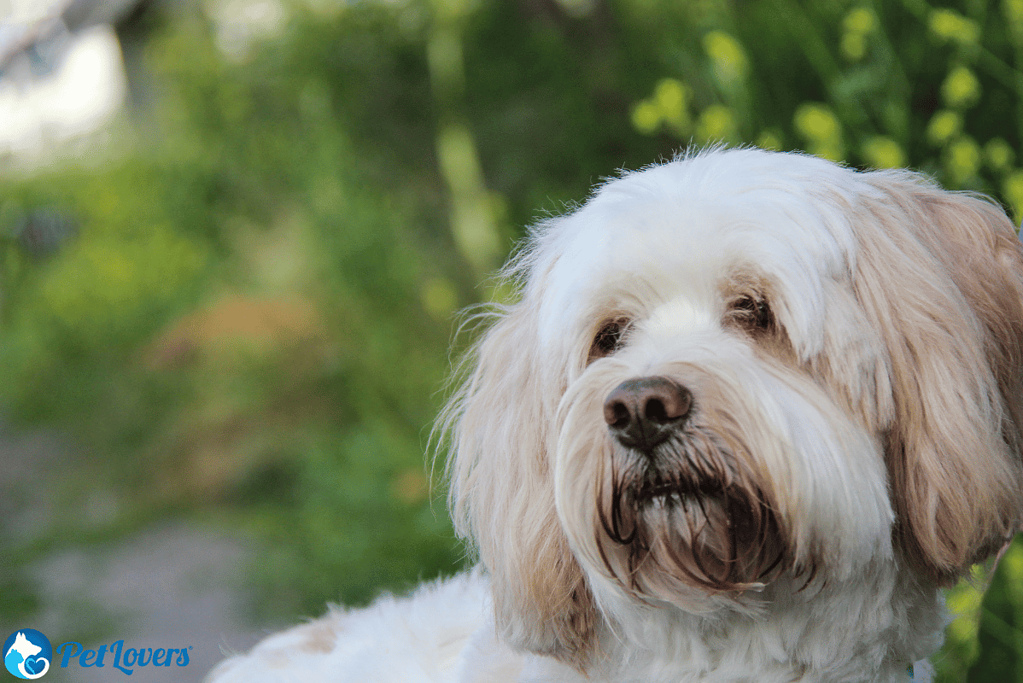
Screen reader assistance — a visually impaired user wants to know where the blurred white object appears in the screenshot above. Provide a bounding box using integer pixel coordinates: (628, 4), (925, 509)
(0, 23), (126, 160)
(0, 0), (149, 165)
(206, 0), (287, 62)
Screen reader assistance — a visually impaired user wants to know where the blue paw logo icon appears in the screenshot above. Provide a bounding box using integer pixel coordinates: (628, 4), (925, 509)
(3, 630), (51, 679)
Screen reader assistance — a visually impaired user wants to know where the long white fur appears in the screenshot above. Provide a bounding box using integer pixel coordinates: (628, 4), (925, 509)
(206, 148), (1023, 682)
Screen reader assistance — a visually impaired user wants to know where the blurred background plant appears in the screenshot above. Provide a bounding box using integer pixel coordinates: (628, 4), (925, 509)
(0, 0), (1021, 679)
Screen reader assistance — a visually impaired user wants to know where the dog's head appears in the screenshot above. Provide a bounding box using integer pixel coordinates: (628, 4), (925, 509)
(440, 148), (1023, 665)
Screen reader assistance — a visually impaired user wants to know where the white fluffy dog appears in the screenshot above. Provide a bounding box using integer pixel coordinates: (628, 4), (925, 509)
(208, 148), (1023, 683)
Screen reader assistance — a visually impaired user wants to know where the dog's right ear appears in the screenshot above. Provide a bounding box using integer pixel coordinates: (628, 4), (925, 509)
(855, 176), (1023, 584)
(439, 290), (597, 668)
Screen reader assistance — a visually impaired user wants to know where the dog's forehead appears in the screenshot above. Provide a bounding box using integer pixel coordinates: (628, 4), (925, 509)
(531, 150), (863, 347)
(556, 151), (857, 279)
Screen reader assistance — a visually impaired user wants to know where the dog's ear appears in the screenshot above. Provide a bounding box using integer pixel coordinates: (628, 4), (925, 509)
(439, 294), (597, 666)
(856, 175), (1023, 584)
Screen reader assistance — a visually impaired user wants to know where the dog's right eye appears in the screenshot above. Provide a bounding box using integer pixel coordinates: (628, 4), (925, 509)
(729, 294), (773, 333)
(590, 318), (629, 360)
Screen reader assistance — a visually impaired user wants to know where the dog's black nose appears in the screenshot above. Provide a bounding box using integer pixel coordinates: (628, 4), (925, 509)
(603, 377), (692, 451)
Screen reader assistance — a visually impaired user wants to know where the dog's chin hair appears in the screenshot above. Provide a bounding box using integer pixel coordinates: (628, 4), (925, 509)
(595, 435), (790, 598)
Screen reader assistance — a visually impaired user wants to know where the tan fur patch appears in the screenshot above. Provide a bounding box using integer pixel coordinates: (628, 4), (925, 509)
(853, 174), (1023, 583)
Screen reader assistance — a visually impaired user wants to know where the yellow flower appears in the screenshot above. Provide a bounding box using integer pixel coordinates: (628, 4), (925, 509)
(929, 8), (981, 45)
(862, 136), (905, 169)
(756, 130), (783, 151)
(1008, 0), (1023, 24)
(945, 578), (984, 646)
(941, 66), (981, 109)
(696, 105), (737, 143)
(841, 33), (866, 62)
(945, 136), (982, 184)
(654, 78), (691, 133)
(984, 138), (1015, 172)
(926, 110), (962, 146)
(631, 78), (691, 136)
(631, 100), (662, 135)
(1007, 0), (1023, 38)
(795, 103), (839, 141)
(1004, 171), (1023, 223)
(841, 7), (876, 61)
(843, 7), (876, 34)
(703, 31), (748, 84)
(794, 103), (845, 160)
(1002, 539), (1023, 606)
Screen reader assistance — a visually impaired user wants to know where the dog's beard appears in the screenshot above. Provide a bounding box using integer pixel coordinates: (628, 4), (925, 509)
(595, 427), (789, 598)
(556, 364), (821, 610)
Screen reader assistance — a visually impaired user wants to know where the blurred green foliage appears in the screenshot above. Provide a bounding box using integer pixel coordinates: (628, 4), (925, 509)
(1, 0), (1022, 677)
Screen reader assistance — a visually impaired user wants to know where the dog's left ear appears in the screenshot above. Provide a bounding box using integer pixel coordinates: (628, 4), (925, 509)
(856, 175), (1023, 584)
(438, 286), (598, 667)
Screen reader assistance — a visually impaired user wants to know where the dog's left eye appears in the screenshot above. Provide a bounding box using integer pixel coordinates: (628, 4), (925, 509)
(590, 318), (629, 360)
(730, 295), (773, 331)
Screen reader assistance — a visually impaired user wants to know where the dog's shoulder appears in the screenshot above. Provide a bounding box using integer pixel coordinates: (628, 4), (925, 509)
(206, 570), (518, 683)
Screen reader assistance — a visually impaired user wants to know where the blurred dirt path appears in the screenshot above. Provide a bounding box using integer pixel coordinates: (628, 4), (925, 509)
(0, 418), (276, 682)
